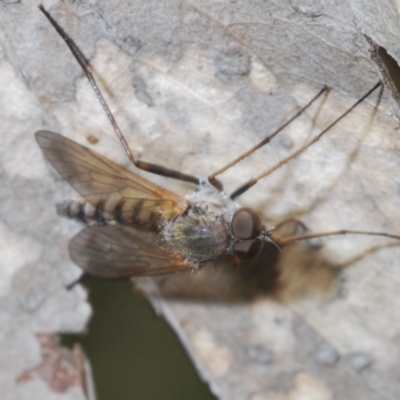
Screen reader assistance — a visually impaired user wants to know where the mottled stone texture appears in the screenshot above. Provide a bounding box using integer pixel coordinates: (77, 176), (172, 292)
(1, 1), (400, 399)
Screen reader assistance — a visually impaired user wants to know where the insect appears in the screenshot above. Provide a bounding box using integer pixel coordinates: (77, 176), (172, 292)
(36, 6), (400, 278)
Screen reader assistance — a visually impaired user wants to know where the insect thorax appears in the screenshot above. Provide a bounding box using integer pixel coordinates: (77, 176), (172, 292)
(162, 187), (239, 264)
(162, 205), (230, 263)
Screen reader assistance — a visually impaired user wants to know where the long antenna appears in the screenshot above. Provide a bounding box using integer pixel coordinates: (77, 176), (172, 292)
(230, 82), (382, 199)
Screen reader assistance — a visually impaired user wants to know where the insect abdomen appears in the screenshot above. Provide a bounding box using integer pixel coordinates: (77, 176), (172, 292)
(57, 200), (111, 225)
(57, 199), (164, 231)
(110, 198), (163, 231)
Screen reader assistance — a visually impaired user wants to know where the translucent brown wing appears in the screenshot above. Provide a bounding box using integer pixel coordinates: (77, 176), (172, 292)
(70, 225), (194, 277)
(35, 131), (187, 227)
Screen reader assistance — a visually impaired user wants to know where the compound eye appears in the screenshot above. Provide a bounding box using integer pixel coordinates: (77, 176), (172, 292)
(233, 238), (263, 261)
(231, 208), (262, 240)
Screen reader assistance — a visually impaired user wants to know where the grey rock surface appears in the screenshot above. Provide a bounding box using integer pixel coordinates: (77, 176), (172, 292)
(1, 0), (400, 399)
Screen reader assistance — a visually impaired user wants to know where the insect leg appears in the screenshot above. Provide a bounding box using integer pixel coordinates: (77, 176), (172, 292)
(208, 85), (330, 190)
(38, 5), (203, 187)
(272, 228), (400, 246)
(230, 82), (382, 199)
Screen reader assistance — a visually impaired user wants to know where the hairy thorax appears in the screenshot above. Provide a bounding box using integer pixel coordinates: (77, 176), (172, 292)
(162, 204), (230, 263)
(161, 187), (239, 263)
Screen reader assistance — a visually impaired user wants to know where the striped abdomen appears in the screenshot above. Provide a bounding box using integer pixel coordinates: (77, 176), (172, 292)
(57, 200), (112, 225)
(57, 199), (165, 231)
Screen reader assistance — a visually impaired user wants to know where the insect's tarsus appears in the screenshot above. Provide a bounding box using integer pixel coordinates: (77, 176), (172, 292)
(38, 5), (202, 187)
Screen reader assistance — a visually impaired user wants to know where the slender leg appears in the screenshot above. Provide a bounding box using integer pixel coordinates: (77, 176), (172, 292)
(208, 86), (330, 190)
(39, 5), (203, 186)
(272, 228), (400, 246)
(230, 82), (382, 199)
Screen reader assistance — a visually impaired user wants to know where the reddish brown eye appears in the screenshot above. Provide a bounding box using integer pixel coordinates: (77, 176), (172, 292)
(233, 238), (263, 261)
(231, 207), (262, 240)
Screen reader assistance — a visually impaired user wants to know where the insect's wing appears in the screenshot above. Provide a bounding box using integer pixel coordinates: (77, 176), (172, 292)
(70, 225), (194, 277)
(35, 131), (187, 228)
